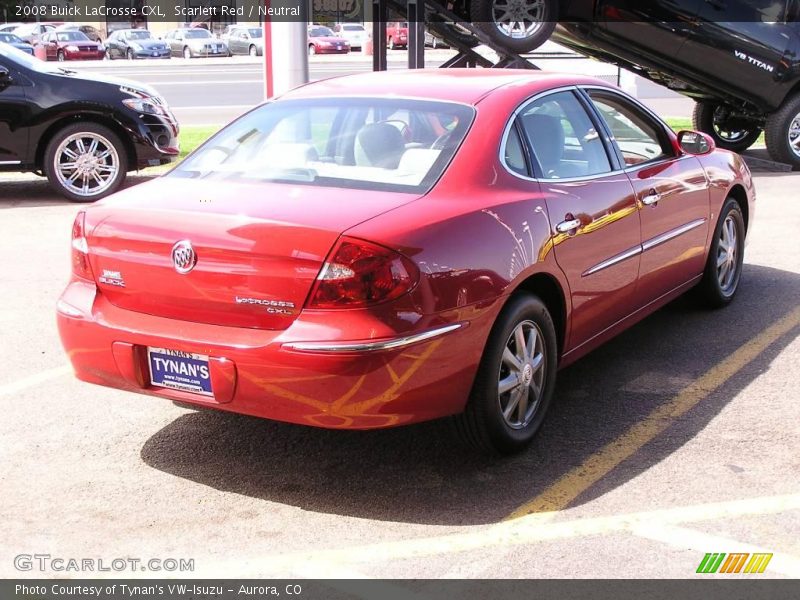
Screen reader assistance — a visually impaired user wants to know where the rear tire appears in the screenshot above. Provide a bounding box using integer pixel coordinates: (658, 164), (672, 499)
(453, 294), (558, 455)
(764, 93), (800, 168)
(694, 197), (745, 308)
(692, 102), (762, 153)
(471, 0), (557, 53)
(249, 44), (258, 57)
(308, 44), (316, 55)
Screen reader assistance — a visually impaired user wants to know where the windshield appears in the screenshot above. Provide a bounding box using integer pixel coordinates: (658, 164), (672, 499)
(0, 33), (24, 44)
(171, 97), (474, 193)
(127, 30), (151, 40)
(343, 25), (365, 31)
(309, 27), (334, 37)
(56, 31), (90, 42)
(185, 29), (211, 39)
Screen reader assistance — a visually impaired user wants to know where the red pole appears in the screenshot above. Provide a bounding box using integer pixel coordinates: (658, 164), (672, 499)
(263, 0), (273, 99)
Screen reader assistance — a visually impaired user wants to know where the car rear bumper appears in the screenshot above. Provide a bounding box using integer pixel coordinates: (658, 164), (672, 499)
(57, 281), (483, 429)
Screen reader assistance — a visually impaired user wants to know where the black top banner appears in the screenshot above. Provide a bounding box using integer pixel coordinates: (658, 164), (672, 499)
(0, 0), (799, 24)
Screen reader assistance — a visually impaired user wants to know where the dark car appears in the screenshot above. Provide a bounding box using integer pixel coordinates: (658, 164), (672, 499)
(549, 1), (800, 167)
(450, 1), (800, 166)
(105, 29), (170, 60)
(40, 30), (105, 61)
(0, 43), (179, 201)
(307, 26), (350, 54)
(0, 32), (35, 55)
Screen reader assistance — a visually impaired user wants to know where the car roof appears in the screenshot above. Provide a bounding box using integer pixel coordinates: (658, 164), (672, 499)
(283, 69), (614, 105)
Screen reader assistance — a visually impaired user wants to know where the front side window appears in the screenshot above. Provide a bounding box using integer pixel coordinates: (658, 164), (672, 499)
(587, 91), (672, 167)
(171, 98), (474, 193)
(515, 90), (611, 179)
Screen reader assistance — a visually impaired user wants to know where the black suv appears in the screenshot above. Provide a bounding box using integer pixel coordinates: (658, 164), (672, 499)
(0, 43), (179, 201)
(456, 0), (800, 166)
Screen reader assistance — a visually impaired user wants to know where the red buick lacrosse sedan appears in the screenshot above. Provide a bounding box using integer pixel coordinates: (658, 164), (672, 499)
(58, 70), (755, 454)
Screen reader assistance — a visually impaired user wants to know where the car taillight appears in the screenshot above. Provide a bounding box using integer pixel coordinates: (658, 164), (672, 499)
(71, 211), (93, 281)
(308, 237), (419, 309)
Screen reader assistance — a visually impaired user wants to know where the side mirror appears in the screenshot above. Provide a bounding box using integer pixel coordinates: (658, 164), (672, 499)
(0, 66), (10, 82)
(677, 130), (715, 155)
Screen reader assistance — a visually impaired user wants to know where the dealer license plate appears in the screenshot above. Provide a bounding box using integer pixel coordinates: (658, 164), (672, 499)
(148, 347), (212, 396)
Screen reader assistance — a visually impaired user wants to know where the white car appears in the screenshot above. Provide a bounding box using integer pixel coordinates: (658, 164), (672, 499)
(333, 23), (369, 50)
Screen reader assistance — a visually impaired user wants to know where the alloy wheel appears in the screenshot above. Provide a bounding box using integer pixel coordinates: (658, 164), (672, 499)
(53, 132), (120, 199)
(491, 0), (546, 40)
(788, 111), (800, 159)
(498, 319), (546, 429)
(716, 214), (739, 295)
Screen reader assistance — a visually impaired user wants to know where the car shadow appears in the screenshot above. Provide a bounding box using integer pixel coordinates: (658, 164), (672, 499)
(0, 172), (158, 209)
(140, 264), (799, 525)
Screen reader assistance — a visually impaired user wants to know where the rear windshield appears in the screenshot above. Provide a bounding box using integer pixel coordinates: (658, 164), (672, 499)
(170, 97), (474, 193)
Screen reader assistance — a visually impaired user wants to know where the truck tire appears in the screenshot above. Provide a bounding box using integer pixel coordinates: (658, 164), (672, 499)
(471, 0), (558, 53)
(764, 93), (800, 168)
(692, 102), (761, 153)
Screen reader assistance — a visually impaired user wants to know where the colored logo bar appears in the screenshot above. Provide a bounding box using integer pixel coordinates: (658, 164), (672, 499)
(696, 553), (773, 574)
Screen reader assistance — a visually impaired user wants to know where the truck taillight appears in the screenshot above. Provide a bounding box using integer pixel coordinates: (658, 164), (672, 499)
(71, 211), (93, 281)
(307, 237), (419, 309)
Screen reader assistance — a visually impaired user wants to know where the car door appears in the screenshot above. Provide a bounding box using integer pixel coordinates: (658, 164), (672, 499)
(515, 89), (642, 350)
(685, 0), (792, 106)
(41, 33), (55, 60)
(583, 87), (710, 302)
(0, 56), (30, 165)
(231, 30), (245, 54)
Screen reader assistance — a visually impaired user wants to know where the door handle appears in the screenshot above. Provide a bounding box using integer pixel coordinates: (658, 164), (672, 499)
(556, 218), (581, 234)
(641, 191), (661, 206)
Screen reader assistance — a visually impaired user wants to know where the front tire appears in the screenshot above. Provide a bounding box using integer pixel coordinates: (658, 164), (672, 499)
(692, 102), (762, 153)
(183, 46), (192, 59)
(471, 0), (558, 53)
(694, 197), (745, 308)
(453, 294), (558, 454)
(57, 51), (65, 62)
(308, 44), (316, 55)
(44, 122), (127, 203)
(765, 93), (800, 168)
(126, 48), (134, 60)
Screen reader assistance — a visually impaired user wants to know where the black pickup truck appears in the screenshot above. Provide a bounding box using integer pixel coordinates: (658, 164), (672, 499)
(453, 0), (800, 166)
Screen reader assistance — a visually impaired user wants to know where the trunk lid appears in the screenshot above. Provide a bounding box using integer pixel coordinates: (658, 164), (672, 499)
(85, 178), (418, 329)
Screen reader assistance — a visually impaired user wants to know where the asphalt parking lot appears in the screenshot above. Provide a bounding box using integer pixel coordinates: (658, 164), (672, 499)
(1, 166), (798, 579)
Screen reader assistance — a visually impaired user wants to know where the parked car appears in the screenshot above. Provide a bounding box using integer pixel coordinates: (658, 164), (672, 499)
(11, 22), (60, 45)
(386, 21), (408, 49)
(333, 23), (369, 50)
(307, 26), (350, 55)
(227, 27), (263, 57)
(55, 24), (105, 43)
(0, 23), (24, 34)
(0, 43), (179, 201)
(164, 28), (228, 58)
(56, 70), (754, 454)
(40, 30), (105, 61)
(549, 1), (800, 167)
(0, 32), (35, 55)
(105, 29), (170, 60)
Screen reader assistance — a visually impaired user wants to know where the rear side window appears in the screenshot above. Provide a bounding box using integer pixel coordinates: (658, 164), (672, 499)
(514, 91), (612, 179)
(504, 126), (528, 176)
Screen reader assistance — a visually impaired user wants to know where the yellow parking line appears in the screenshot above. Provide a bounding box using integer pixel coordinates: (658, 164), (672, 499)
(506, 305), (800, 520)
(0, 365), (71, 398)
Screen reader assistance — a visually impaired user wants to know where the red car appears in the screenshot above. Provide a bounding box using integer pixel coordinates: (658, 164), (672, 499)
(41, 30), (105, 61)
(57, 71), (754, 454)
(307, 26), (350, 55)
(386, 21), (408, 49)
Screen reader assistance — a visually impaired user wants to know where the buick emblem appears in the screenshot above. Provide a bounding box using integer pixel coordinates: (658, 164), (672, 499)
(171, 240), (197, 274)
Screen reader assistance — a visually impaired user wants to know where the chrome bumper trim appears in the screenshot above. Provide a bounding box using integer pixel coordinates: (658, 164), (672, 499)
(282, 323), (464, 353)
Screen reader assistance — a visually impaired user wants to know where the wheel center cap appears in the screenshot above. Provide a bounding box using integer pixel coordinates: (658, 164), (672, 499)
(521, 363), (533, 385)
